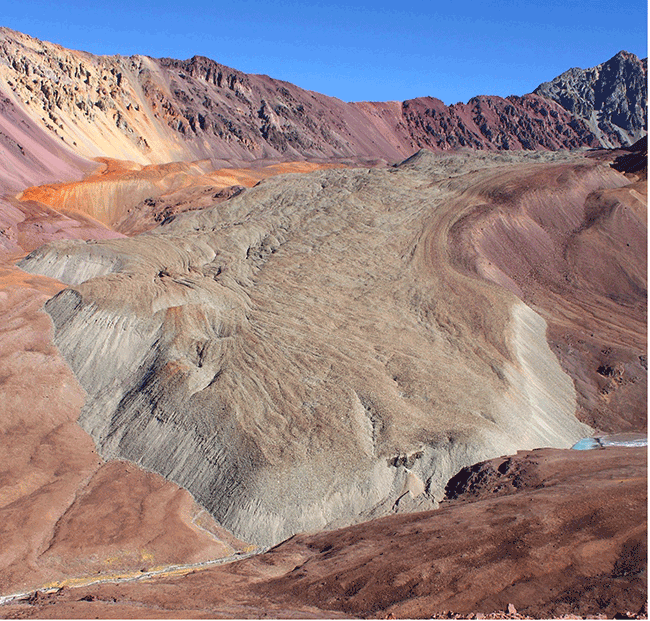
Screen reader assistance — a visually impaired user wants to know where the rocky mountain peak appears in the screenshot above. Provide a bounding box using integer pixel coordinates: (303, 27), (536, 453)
(158, 54), (250, 91)
(534, 50), (647, 147)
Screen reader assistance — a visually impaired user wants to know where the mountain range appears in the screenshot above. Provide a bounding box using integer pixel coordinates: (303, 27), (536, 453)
(0, 26), (646, 193)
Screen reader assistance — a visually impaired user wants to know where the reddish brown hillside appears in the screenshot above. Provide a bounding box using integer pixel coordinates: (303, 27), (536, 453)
(0, 27), (640, 178)
(1, 446), (644, 619)
(400, 94), (600, 151)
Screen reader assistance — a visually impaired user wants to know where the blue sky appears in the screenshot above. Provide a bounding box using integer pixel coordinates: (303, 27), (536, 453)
(2, 0), (647, 104)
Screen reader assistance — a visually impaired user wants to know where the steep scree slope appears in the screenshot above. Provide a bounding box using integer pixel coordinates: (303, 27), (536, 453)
(19, 150), (598, 546)
(0, 78), (115, 258)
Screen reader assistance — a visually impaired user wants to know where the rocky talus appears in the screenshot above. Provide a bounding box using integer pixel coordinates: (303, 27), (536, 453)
(19, 150), (607, 546)
(534, 51), (648, 148)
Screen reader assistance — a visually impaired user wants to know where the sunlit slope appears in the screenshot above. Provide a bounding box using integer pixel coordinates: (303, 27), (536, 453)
(4, 26), (640, 177)
(16, 159), (347, 232)
(20, 150), (607, 547)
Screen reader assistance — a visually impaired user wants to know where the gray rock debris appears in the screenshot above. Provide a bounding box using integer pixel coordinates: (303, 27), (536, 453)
(20, 151), (592, 546)
(534, 51), (648, 147)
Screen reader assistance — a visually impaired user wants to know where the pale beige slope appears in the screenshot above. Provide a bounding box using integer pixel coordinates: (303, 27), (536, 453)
(20, 150), (593, 547)
(0, 29), (186, 165)
(0, 266), (248, 596)
(0, 27), (402, 167)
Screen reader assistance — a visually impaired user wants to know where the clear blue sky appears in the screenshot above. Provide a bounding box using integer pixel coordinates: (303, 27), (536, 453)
(2, 0), (647, 104)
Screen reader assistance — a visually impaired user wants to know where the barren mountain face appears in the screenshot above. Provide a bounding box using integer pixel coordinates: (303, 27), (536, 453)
(0, 27), (646, 261)
(0, 27), (644, 183)
(535, 51), (648, 148)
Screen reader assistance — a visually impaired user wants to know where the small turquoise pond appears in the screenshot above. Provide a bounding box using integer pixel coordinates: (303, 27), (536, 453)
(571, 433), (647, 450)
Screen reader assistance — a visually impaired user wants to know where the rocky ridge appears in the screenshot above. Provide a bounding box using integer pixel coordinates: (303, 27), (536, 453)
(1, 29), (645, 262)
(534, 51), (648, 148)
(1, 27), (645, 180)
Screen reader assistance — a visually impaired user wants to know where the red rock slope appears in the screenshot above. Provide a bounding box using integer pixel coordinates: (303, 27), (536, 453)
(0, 26), (627, 174)
(1, 446), (644, 619)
